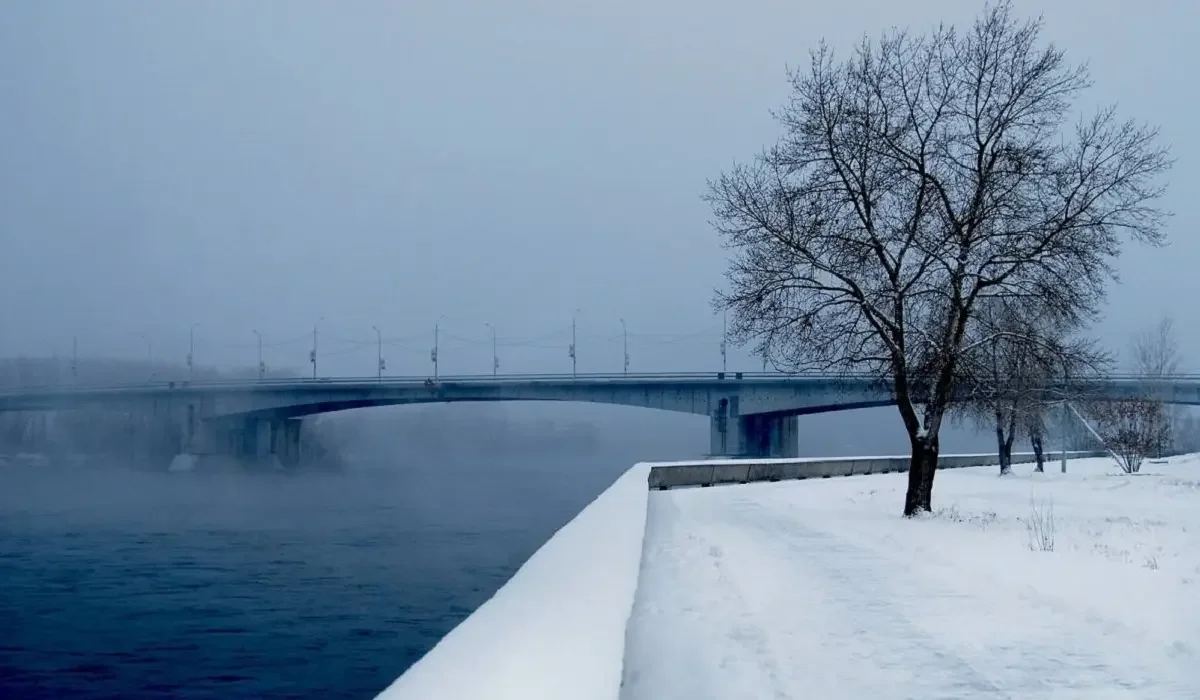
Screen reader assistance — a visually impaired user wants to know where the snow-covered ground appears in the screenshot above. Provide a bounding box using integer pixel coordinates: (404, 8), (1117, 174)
(376, 463), (650, 700)
(621, 455), (1200, 699)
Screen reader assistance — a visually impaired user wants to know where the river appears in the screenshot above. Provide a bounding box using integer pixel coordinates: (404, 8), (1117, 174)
(0, 452), (634, 699)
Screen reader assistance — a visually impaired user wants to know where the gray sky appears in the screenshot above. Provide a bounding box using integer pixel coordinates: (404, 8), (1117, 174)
(1, 0), (1195, 378)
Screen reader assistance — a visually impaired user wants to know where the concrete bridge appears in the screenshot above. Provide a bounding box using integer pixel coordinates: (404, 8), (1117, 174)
(2, 372), (1198, 466)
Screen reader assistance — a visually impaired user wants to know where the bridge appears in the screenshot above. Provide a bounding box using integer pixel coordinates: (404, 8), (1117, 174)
(2, 372), (1198, 467)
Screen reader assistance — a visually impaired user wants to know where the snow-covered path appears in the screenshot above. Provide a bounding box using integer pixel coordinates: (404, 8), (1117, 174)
(621, 462), (1200, 700)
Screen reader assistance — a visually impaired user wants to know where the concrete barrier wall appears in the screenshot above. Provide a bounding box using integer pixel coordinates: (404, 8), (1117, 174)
(646, 451), (1108, 490)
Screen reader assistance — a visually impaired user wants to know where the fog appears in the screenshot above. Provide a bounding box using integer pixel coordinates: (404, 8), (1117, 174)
(0, 1), (1195, 457)
(7, 5), (1195, 696)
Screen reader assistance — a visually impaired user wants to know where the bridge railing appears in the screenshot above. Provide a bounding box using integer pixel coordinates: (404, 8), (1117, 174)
(1, 372), (1199, 397)
(0, 371), (887, 395)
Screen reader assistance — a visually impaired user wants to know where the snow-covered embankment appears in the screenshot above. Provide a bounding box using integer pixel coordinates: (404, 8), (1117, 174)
(375, 463), (652, 700)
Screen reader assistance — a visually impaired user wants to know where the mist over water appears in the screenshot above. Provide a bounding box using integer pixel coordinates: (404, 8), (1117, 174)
(0, 437), (643, 700)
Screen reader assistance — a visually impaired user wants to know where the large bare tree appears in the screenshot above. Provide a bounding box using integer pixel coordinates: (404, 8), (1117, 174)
(706, 2), (1170, 515)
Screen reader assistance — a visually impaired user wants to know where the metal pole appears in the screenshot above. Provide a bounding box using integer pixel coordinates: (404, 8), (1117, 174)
(254, 330), (263, 380)
(188, 323), (198, 381)
(570, 311), (578, 378)
(373, 325), (382, 381)
(620, 318), (628, 376)
(1060, 368), (1068, 473)
(432, 320), (440, 380)
(311, 318), (322, 380)
(721, 310), (728, 373)
(485, 323), (498, 376)
(71, 336), (78, 383)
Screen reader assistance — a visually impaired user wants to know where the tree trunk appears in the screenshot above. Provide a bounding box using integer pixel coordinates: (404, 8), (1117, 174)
(904, 434), (939, 516)
(996, 419), (1011, 475)
(1031, 434), (1045, 472)
(1002, 430), (1016, 475)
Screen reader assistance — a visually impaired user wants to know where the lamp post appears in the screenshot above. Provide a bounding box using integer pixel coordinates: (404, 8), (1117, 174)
(372, 325), (384, 381)
(484, 323), (498, 377)
(1060, 367), (1069, 473)
(620, 318), (629, 376)
(71, 336), (78, 383)
(187, 323), (198, 381)
(253, 330), (264, 380)
(721, 310), (728, 374)
(311, 317), (323, 379)
(431, 316), (444, 380)
(569, 309), (581, 378)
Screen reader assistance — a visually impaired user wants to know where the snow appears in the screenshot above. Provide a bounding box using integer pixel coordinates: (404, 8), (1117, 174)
(375, 463), (651, 700)
(621, 455), (1200, 699)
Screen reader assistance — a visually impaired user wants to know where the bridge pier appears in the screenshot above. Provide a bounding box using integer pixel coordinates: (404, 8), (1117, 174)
(237, 416), (302, 468)
(170, 415), (302, 470)
(738, 414), (799, 458)
(710, 396), (739, 456)
(710, 397), (799, 458)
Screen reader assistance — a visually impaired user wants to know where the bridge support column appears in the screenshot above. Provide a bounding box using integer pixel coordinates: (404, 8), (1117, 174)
(737, 414), (799, 458)
(167, 416), (302, 471)
(710, 396), (742, 457)
(273, 418), (302, 468)
(709, 397), (798, 458)
(240, 416), (302, 468)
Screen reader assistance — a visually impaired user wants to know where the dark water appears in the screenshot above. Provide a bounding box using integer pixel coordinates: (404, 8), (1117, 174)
(0, 454), (630, 699)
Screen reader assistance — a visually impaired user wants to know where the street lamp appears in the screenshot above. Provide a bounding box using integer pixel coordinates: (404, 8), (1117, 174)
(188, 323), (199, 381)
(569, 309), (581, 378)
(721, 310), (728, 373)
(372, 325), (385, 381)
(485, 323), (498, 377)
(431, 315), (445, 380)
(253, 330), (264, 380)
(311, 317), (323, 379)
(1060, 366), (1069, 474)
(620, 318), (629, 376)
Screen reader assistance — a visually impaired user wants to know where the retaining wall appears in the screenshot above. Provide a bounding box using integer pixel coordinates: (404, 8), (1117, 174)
(375, 463), (652, 700)
(646, 451), (1108, 490)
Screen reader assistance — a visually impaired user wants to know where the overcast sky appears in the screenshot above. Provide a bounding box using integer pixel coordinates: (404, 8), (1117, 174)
(0, 0), (1195, 378)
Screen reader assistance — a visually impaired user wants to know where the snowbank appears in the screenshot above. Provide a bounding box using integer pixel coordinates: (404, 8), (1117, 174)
(375, 462), (652, 700)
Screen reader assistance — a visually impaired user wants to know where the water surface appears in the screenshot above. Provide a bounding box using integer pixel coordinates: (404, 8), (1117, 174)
(0, 454), (628, 699)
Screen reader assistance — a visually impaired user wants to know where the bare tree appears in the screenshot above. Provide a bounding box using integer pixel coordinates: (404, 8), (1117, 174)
(1133, 317), (1181, 377)
(954, 299), (1108, 475)
(1131, 316), (1180, 457)
(1026, 410), (1048, 472)
(706, 2), (1170, 515)
(1087, 398), (1168, 474)
(1173, 413), (1200, 455)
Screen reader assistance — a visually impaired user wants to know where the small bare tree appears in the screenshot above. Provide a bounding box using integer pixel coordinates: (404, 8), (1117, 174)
(707, 2), (1170, 515)
(954, 299), (1108, 475)
(1173, 413), (1200, 455)
(1131, 316), (1181, 457)
(1088, 398), (1168, 474)
(1026, 410), (1048, 472)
